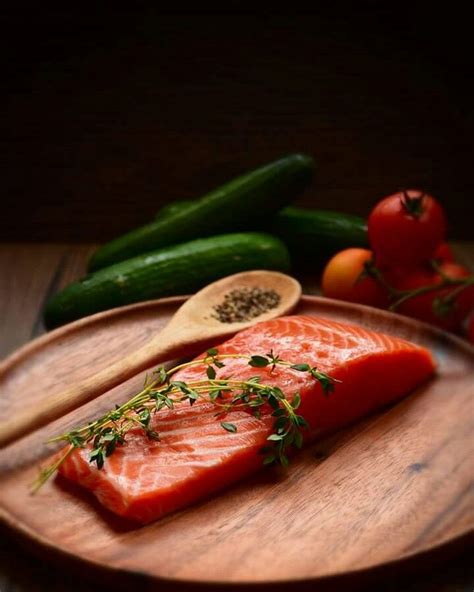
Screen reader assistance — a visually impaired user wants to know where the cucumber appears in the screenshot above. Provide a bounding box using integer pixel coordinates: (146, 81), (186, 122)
(270, 207), (368, 265)
(89, 154), (314, 271)
(155, 200), (195, 220)
(155, 201), (368, 265)
(44, 232), (290, 329)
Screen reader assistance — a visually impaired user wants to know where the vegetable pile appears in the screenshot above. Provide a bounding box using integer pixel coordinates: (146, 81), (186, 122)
(44, 154), (366, 329)
(322, 190), (474, 338)
(43, 157), (473, 342)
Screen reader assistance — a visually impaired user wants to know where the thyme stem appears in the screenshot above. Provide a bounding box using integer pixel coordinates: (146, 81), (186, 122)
(31, 445), (75, 494)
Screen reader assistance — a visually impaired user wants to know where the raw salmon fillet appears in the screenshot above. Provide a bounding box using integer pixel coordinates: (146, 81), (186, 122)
(59, 315), (435, 523)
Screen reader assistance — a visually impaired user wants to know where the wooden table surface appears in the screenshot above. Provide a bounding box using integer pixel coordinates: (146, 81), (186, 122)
(0, 242), (473, 592)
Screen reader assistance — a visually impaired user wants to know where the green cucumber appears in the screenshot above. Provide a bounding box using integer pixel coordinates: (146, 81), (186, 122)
(155, 201), (368, 264)
(155, 200), (195, 220)
(44, 232), (290, 329)
(271, 206), (368, 265)
(89, 154), (314, 271)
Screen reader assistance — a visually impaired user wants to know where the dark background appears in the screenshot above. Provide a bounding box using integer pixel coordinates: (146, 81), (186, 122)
(1, 5), (473, 242)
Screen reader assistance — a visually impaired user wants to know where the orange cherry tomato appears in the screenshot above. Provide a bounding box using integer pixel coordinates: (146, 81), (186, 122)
(321, 248), (389, 307)
(388, 262), (474, 331)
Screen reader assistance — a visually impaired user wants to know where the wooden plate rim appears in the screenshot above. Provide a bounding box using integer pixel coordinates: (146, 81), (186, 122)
(0, 502), (472, 590)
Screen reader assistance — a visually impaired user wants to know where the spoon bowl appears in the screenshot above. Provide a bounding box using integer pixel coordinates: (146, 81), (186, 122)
(163, 270), (301, 342)
(0, 271), (301, 447)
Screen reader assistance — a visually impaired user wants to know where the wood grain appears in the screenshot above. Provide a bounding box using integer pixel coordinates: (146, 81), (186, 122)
(0, 244), (65, 358)
(0, 243), (95, 359)
(0, 296), (472, 589)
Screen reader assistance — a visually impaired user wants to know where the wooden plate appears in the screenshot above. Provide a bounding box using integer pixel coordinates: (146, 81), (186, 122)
(0, 296), (473, 589)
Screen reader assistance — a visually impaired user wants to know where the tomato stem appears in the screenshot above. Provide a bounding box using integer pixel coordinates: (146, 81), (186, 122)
(401, 190), (425, 219)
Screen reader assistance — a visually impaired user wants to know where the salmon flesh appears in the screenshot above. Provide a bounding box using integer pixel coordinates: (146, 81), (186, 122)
(59, 315), (435, 523)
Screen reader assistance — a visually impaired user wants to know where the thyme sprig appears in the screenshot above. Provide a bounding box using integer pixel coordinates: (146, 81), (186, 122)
(32, 350), (340, 493)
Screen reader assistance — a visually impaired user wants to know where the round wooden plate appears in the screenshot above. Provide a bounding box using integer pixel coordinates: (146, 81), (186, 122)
(0, 296), (473, 589)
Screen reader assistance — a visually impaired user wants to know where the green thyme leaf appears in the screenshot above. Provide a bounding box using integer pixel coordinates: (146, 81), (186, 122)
(101, 432), (116, 442)
(294, 430), (303, 449)
(291, 363), (311, 372)
(105, 440), (117, 456)
(267, 433), (284, 441)
(267, 393), (280, 410)
(188, 390), (199, 406)
(248, 355), (270, 367)
(311, 368), (339, 395)
(209, 389), (221, 401)
(221, 422), (237, 433)
(292, 393), (301, 409)
(248, 376), (261, 384)
(274, 417), (288, 432)
(295, 415), (309, 428)
(206, 366), (216, 380)
(89, 448), (105, 469)
(138, 409), (151, 426)
(67, 432), (84, 447)
(170, 380), (190, 393)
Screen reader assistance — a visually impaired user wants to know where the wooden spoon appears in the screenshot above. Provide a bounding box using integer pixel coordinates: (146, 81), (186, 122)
(0, 270), (301, 447)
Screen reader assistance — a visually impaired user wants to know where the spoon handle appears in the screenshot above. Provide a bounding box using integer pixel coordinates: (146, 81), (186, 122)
(0, 329), (185, 448)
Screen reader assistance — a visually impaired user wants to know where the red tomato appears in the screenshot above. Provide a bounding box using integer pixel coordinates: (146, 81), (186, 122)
(321, 248), (389, 307)
(388, 262), (474, 331)
(433, 242), (455, 264)
(368, 189), (446, 266)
